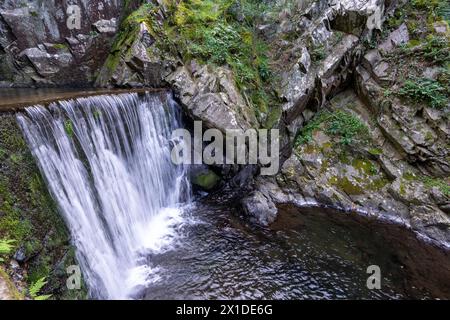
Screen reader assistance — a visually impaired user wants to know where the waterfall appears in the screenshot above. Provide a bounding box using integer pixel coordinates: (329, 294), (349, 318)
(17, 92), (190, 299)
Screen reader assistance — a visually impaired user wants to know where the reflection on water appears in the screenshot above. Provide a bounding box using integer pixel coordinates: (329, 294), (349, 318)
(142, 200), (450, 300)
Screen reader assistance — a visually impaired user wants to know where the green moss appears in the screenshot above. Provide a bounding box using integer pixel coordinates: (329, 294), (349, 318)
(64, 120), (74, 137)
(0, 114), (82, 299)
(368, 178), (390, 191)
(368, 148), (383, 156)
(399, 181), (407, 196)
(0, 267), (23, 300)
(329, 176), (364, 195)
(403, 171), (419, 181)
(52, 43), (68, 50)
(310, 44), (327, 62)
(422, 176), (450, 196)
(193, 170), (221, 191)
(352, 159), (377, 176)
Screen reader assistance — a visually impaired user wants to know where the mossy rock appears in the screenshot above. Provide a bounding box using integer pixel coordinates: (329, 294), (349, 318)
(192, 170), (221, 191)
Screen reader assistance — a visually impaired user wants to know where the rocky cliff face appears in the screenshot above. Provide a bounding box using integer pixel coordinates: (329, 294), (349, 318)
(241, 0), (450, 248)
(93, 0), (449, 248)
(0, 0), (143, 87)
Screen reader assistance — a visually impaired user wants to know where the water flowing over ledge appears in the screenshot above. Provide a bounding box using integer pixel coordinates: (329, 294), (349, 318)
(17, 92), (191, 299)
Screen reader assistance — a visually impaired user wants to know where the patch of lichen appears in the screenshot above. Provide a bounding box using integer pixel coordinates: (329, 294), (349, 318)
(0, 114), (86, 299)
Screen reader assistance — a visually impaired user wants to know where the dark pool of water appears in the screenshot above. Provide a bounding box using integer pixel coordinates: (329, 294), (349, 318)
(141, 200), (450, 300)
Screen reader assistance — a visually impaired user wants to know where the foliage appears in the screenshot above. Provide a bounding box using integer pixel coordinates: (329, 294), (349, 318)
(310, 45), (327, 62)
(422, 176), (450, 197)
(0, 239), (15, 262)
(327, 110), (370, 145)
(295, 110), (369, 146)
(398, 77), (448, 109)
(411, 0), (450, 22)
(29, 277), (52, 300)
(422, 35), (450, 64)
(163, 0), (277, 122)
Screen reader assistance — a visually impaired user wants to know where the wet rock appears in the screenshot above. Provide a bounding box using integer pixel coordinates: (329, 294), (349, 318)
(241, 191), (278, 226)
(13, 247), (26, 263)
(410, 205), (450, 243)
(93, 18), (117, 34)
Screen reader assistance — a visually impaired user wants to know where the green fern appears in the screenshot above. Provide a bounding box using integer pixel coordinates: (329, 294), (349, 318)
(29, 276), (52, 300)
(0, 239), (15, 262)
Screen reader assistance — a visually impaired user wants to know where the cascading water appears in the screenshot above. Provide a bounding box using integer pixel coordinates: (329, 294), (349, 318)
(17, 92), (190, 299)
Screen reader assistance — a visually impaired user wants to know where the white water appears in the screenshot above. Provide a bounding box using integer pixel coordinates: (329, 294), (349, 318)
(17, 92), (190, 299)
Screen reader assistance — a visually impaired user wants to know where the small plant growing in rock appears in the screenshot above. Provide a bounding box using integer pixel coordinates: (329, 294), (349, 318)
(398, 77), (448, 109)
(326, 110), (369, 145)
(29, 276), (52, 300)
(295, 110), (369, 146)
(0, 239), (15, 262)
(423, 35), (449, 64)
(310, 44), (327, 62)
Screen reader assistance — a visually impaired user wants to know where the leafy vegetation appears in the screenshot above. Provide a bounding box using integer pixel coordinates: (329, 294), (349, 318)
(398, 77), (448, 109)
(29, 277), (52, 300)
(422, 176), (450, 197)
(422, 35), (450, 64)
(403, 172), (450, 197)
(310, 44), (327, 62)
(411, 0), (450, 21)
(0, 239), (15, 262)
(0, 115), (84, 299)
(163, 0), (277, 122)
(295, 109), (369, 146)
